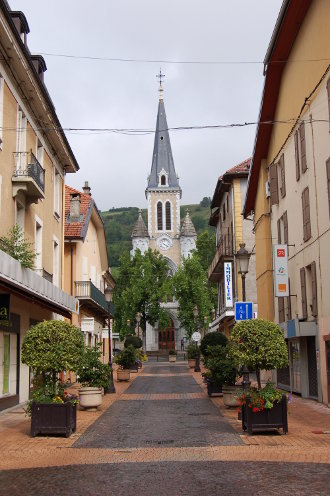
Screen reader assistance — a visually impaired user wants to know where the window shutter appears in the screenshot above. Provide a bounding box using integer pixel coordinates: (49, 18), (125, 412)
(326, 157), (330, 219)
(283, 211), (288, 245)
(278, 297), (285, 323)
(302, 187), (311, 242)
(294, 131), (300, 181)
(327, 79), (330, 132)
(310, 261), (318, 317)
(279, 154), (286, 197)
(277, 218), (281, 244)
(299, 121), (307, 173)
(300, 267), (307, 319)
(287, 278), (292, 320)
(269, 163), (279, 206)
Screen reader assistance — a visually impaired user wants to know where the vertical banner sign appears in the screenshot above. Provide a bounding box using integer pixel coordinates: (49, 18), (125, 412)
(224, 262), (233, 307)
(274, 244), (289, 297)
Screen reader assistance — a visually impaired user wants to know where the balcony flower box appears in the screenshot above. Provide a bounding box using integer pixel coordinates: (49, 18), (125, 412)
(31, 401), (77, 438)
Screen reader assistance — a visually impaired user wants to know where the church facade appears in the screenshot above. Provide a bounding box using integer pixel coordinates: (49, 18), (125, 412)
(131, 83), (197, 351)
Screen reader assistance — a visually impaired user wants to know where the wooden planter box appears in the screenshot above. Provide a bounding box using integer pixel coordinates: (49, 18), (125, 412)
(31, 401), (77, 438)
(242, 395), (288, 435)
(207, 382), (223, 397)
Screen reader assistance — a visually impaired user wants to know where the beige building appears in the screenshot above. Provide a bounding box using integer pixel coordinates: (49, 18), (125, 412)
(64, 183), (115, 362)
(244, 0), (330, 404)
(208, 159), (257, 336)
(0, 5), (79, 411)
(131, 83), (197, 351)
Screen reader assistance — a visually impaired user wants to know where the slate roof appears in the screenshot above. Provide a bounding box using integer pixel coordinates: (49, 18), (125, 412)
(64, 185), (93, 240)
(180, 209), (197, 237)
(131, 210), (149, 238)
(147, 98), (181, 191)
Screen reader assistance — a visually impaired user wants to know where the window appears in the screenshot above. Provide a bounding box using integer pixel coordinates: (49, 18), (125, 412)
(16, 108), (27, 171)
(0, 74), (4, 148)
(53, 237), (59, 287)
(302, 187), (311, 242)
(295, 122), (307, 180)
(157, 201), (163, 230)
(308, 261), (318, 318)
(279, 154), (286, 198)
(161, 175), (166, 186)
(165, 201), (171, 230)
(300, 267), (307, 319)
(37, 141), (43, 166)
(276, 211), (288, 245)
(326, 157), (330, 218)
(269, 162), (279, 206)
(54, 168), (60, 217)
(35, 217), (43, 275)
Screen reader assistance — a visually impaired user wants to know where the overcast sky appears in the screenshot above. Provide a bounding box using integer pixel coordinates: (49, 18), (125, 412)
(9, 0), (283, 210)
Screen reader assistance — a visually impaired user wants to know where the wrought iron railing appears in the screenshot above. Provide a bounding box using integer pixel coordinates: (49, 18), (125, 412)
(208, 236), (234, 278)
(75, 281), (108, 313)
(13, 150), (45, 192)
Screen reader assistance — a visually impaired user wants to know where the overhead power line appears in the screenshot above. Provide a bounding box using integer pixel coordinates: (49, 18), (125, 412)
(39, 52), (330, 65)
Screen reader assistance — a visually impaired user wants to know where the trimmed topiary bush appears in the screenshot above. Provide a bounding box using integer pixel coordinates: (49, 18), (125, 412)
(124, 335), (143, 349)
(200, 332), (227, 358)
(76, 344), (111, 389)
(186, 342), (198, 359)
(115, 345), (137, 369)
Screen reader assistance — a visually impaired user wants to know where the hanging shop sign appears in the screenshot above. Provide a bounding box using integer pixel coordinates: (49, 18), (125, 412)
(274, 244), (289, 297)
(0, 294), (10, 322)
(224, 262), (233, 307)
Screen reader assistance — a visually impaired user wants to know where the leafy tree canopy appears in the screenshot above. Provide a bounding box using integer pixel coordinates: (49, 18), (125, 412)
(195, 231), (216, 272)
(113, 249), (172, 340)
(173, 253), (215, 338)
(200, 331), (228, 358)
(229, 319), (289, 389)
(0, 224), (36, 269)
(200, 196), (211, 207)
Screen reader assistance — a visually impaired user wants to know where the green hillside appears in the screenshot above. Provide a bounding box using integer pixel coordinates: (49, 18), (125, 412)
(101, 198), (213, 270)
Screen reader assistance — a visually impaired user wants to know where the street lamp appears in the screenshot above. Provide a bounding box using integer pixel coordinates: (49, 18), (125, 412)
(136, 312), (141, 339)
(236, 243), (251, 391)
(236, 243), (251, 303)
(193, 304), (201, 372)
(104, 286), (115, 394)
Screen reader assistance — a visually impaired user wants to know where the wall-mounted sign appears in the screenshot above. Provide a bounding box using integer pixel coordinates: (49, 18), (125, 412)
(0, 294), (10, 322)
(224, 262), (233, 307)
(81, 317), (95, 333)
(274, 244), (289, 297)
(235, 302), (253, 321)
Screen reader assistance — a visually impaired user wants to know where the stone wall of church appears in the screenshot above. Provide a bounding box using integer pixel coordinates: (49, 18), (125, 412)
(147, 190), (181, 238)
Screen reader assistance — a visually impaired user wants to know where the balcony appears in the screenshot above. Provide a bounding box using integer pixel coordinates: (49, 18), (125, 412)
(208, 236), (234, 282)
(75, 281), (114, 318)
(12, 151), (45, 204)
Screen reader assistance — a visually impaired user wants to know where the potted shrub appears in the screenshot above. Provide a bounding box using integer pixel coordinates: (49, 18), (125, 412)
(76, 345), (111, 411)
(200, 332), (228, 360)
(230, 319), (289, 434)
(115, 345), (136, 381)
(21, 320), (85, 437)
(186, 342), (197, 368)
(169, 349), (177, 362)
(125, 335), (143, 372)
(204, 344), (233, 396)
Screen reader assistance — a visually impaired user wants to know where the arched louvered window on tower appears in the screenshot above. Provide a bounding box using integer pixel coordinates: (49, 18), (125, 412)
(157, 201), (163, 230)
(161, 175), (166, 185)
(165, 201), (171, 230)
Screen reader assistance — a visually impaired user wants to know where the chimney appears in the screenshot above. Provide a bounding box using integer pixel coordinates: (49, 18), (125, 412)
(70, 193), (81, 221)
(10, 11), (30, 46)
(30, 55), (47, 82)
(82, 181), (91, 196)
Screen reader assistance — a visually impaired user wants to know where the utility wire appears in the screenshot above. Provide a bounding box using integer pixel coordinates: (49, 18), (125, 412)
(39, 52), (330, 65)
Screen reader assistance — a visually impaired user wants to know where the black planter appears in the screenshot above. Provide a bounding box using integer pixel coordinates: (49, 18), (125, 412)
(242, 395), (288, 435)
(31, 401), (77, 438)
(207, 382), (223, 397)
(130, 362), (139, 373)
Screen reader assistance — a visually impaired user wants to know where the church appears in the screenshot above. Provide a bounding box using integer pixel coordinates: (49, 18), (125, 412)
(131, 77), (197, 351)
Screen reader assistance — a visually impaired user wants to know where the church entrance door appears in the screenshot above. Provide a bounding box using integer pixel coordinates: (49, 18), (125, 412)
(158, 320), (175, 350)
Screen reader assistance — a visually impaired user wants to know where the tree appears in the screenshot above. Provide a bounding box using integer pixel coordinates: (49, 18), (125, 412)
(113, 249), (172, 340)
(173, 253), (214, 338)
(229, 319), (289, 389)
(195, 231), (216, 272)
(200, 196), (211, 208)
(0, 224), (36, 268)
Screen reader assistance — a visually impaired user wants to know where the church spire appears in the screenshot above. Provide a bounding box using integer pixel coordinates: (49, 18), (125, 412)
(146, 73), (181, 195)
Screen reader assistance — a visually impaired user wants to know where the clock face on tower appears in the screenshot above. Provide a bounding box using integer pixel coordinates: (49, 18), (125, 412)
(157, 236), (172, 251)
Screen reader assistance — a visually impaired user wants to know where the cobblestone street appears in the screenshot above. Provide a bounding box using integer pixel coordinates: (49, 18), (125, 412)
(0, 362), (329, 495)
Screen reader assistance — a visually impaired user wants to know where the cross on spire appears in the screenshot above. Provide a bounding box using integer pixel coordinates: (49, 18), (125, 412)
(156, 68), (165, 88)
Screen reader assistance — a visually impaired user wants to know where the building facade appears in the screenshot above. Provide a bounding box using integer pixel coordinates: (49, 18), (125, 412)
(244, 0), (330, 404)
(0, 4), (79, 411)
(208, 159), (257, 336)
(131, 84), (197, 351)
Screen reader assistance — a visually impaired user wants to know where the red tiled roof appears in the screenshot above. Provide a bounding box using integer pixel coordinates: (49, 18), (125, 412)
(224, 157), (251, 176)
(64, 185), (92, 238)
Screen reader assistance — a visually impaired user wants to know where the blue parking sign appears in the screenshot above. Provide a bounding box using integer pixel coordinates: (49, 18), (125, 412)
(235, 302), (253, 321)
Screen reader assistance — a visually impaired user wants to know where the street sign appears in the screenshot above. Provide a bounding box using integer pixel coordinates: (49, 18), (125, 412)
(235, 302), (253, 321)
(192, 331), (201, 342)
